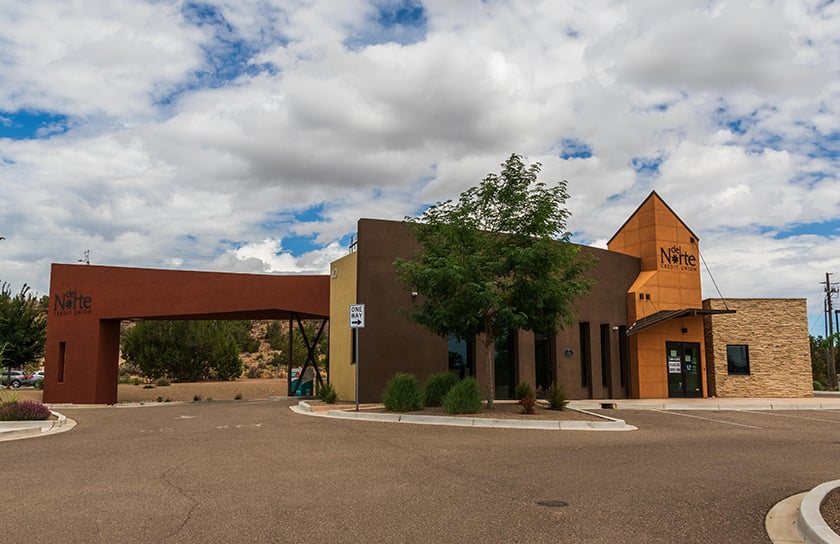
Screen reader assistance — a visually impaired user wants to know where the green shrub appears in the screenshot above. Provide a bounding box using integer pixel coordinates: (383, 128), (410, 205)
(317, 382), (338, 404)
(382, 373), (422, 412)
(814, 380), (825, 391)
(514, 381), (535, 402)
(33, 378), (44, 390)
(422, 372), (459, 407)
(156, 378), (170, 387)
(546, 382), (569, 411)
(234, 392), (243, 400)
(193, 394), (203, 401)
(442, 377), (483, 414)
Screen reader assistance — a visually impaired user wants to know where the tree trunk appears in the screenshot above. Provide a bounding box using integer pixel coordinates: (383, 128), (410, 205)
(485, 327), (494, 410)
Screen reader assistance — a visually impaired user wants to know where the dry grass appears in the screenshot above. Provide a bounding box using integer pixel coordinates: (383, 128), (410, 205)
(4, 378), (292, 404)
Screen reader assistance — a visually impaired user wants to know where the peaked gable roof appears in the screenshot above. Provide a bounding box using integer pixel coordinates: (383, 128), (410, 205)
(607, 190), (699, 246)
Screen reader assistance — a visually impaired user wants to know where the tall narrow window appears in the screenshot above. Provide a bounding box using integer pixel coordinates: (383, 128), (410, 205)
(534, 333), (552, 393)
(57, 341), (66, 383)
(579, 322), (591, 388)
(600, 324), (611, 389)
(618, 326), (629, 388)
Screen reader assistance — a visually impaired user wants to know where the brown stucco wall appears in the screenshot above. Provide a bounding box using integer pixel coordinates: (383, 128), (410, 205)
(354, 219), (447, 403)
(703, 298), (812, 398)
(554, 246), (640, 400)
(45, 264), (330, 404)
(352, 219), (640, 402)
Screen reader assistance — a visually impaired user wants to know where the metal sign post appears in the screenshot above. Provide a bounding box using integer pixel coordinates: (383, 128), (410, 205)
(349, 304), (365, 412)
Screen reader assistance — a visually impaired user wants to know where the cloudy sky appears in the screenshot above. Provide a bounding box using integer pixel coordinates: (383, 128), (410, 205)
(1, 0), (839, 332)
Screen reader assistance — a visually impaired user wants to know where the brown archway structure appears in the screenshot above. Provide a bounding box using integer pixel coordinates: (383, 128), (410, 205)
(44, 264), (330, 404)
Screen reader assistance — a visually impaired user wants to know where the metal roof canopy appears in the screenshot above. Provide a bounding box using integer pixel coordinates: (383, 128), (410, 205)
(626, 308), (736, 336)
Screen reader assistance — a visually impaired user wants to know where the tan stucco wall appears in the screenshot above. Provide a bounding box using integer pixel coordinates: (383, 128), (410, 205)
(703, 298), (812, 398)
(609, 192), (708, 398)
(329, 252), (358, 401)
(632, 316), (706, 398)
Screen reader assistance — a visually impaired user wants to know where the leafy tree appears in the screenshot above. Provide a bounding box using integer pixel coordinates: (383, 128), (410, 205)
(395, 154), (593, 407)
(0, 283), (47, 369)
(121, 320), (243, 381)
(810, 334), (837, 389)
(266, 320), (328, 368)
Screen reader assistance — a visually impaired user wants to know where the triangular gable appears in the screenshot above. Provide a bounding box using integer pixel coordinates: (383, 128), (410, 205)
(607, 191), (699, 246)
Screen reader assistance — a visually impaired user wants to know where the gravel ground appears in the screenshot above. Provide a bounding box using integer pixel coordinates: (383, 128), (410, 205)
(821, 488), (840, 536)
(354, 401), (604, 421)
(6, 380), (598, 421)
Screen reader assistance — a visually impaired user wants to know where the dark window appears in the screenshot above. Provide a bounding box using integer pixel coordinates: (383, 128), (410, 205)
(494, 330), (515, 399)
(448, 335), (473, 379)
(727, 345), (750, 375)
(534, 333), (552, 393)
(58, 341), (66, 382)
(579, 322), (591, 388)
(351, 330), (357, 364)
(618, 326), (629, 388)
(600, 324), (611, 388)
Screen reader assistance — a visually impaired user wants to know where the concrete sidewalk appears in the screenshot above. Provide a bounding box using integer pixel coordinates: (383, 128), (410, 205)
(569, 393), (840, 411)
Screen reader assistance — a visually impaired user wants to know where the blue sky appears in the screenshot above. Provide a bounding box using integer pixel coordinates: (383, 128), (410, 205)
(1, 0), (840, 332)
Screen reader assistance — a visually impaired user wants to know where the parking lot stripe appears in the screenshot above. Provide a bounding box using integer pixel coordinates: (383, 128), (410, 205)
(738, 410), (840, 424)
(651, 409), (763, 429)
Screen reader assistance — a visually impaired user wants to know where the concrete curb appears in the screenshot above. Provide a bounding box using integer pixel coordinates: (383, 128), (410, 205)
(291, 401), (637, 431)
(797, 480), (840, 544)
(0, 410), (77, 441)
(766, 482), (840, 544)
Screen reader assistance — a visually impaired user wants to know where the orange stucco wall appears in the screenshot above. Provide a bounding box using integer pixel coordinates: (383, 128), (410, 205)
(608, 192), (707, 398)
(45, 264), (329, 404)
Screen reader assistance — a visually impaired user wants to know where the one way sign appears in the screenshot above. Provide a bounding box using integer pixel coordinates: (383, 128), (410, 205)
(349, 304), (365, 328)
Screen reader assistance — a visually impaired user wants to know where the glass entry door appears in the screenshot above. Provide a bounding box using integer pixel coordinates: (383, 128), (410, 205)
(666, 342), (702, 398)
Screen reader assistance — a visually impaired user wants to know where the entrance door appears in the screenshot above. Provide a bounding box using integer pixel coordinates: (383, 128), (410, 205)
(666, 342), (702, 398)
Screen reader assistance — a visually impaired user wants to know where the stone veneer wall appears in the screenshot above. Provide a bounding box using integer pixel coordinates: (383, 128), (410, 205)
(703, 298), (812, 398)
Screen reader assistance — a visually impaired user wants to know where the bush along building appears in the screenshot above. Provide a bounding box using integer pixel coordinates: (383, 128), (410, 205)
(329, 191), (812, 403)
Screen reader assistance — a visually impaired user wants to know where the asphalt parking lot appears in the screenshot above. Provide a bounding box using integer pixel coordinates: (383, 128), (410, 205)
(3, 401), (840, 543)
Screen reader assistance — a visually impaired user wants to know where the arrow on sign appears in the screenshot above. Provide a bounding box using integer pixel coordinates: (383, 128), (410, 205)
(351, 319), (363, 326)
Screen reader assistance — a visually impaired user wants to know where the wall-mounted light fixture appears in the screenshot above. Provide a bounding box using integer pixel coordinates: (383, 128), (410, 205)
(411, 291), (418, 297)
(331, 269), (337, 280)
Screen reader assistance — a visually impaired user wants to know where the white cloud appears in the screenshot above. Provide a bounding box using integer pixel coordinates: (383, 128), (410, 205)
(0, 0), (839, 333)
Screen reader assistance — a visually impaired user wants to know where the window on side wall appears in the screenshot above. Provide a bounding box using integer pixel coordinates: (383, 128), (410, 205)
(726, 345), (750, 375)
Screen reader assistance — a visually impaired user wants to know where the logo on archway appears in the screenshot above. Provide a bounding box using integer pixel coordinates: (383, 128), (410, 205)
(53, 289), (93, 316)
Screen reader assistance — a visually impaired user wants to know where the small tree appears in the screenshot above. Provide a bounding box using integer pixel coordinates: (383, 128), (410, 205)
(0, 283), (47, 371)
(121, 320), (244, 381)
(395, 154), (593, 408)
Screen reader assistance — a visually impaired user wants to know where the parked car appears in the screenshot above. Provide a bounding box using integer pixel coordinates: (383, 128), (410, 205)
(0, 369), (29, 388)
(31, 370), (45, 381)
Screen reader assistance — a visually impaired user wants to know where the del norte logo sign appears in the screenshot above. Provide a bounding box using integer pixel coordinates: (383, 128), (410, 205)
(53, 288), (93, 317)
(659, 244), (697, 272)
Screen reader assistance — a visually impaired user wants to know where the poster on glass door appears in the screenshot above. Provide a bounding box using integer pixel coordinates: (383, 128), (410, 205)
(668, 356), (682, 373)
